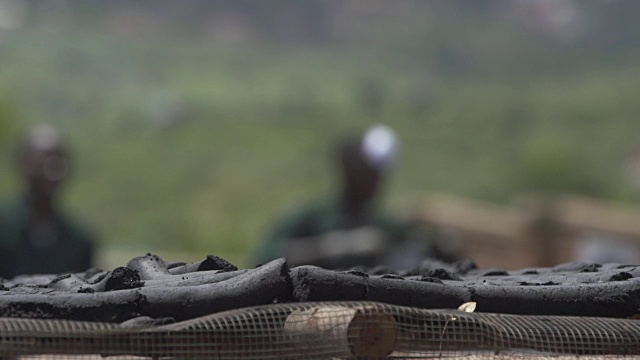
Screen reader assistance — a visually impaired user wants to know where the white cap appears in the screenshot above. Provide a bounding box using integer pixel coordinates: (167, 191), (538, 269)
(28, 124), (63, 151)
(361, 124), (399, 171)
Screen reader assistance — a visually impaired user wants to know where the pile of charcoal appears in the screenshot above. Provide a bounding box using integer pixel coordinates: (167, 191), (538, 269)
(0, 253), (639, 323)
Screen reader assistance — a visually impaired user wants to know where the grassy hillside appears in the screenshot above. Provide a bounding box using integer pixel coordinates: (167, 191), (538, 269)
(2, 17), (640, 267)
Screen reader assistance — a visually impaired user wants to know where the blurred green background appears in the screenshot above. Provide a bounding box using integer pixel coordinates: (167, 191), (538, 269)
(1, 0), (640, 268)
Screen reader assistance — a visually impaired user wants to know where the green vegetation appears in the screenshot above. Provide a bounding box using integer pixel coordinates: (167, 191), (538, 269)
(2, 2), (640, 267)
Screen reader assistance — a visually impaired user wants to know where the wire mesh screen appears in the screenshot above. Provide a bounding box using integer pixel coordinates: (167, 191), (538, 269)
(2, 301), (640, 359)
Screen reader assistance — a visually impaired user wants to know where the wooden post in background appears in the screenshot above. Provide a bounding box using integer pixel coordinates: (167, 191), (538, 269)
(417, 193), (640, 269)
(521, 196), (564, 268)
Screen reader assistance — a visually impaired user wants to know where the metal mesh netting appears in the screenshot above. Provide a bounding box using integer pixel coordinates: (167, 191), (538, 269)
(2, 301), (640, 359)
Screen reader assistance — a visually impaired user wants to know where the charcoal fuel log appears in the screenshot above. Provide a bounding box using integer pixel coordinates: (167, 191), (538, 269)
(469, 280), (640, 317)
(290, 263), (640, 318)
(0, 258), (292, 322)
(290, 266), (471, 309)
(2, 255), (640, 322)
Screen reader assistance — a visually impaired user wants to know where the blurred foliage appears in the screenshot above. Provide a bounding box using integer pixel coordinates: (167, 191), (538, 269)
(0, 92), (19, 196)
(1, 0), (640, 266)
(514, 137), (606, 197)
(0, 93), (18, 147)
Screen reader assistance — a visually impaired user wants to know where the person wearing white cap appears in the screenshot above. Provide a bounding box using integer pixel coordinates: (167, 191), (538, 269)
(0, 124), (94, 278)
(255, 125), (459, 269)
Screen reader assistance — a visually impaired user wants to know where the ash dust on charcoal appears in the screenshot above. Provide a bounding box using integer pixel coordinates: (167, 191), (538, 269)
(1, 254), (640, 324)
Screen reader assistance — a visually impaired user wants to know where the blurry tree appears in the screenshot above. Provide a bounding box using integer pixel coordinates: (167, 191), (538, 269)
(51, 0), (640, 67)
(72, 0), (337, 43)
(357, 77), (386, 117)
(0, 93), (18, 150)
(514, 137), (607, 197)
(0, 93), (19, 195)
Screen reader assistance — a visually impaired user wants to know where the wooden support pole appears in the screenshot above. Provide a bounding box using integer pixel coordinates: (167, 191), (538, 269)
(284, 305), (398, 360)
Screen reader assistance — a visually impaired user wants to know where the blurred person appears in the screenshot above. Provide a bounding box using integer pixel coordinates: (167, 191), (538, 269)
(255, 125), (461, 270)
(0, 124), (94, 278)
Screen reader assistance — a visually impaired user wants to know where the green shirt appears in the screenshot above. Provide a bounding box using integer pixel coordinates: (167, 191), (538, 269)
(0, 198), (95, 279)
(255, 198), (456, 269)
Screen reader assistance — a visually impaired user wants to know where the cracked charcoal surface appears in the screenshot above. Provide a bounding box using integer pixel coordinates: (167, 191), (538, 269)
(0, 256), (291, 322)
(0, 255), (639, 322)
(104, 267), (144, 291)
(198, 255), (238, 272)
